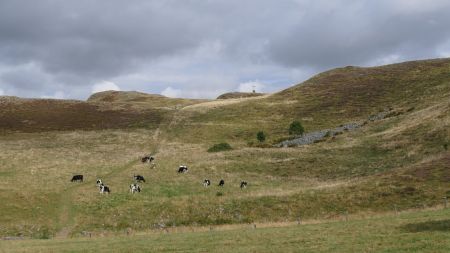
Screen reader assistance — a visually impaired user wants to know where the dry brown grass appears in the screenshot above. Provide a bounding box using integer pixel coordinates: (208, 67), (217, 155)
(0, 58), (449, 241)
(182, 94), (271, 112)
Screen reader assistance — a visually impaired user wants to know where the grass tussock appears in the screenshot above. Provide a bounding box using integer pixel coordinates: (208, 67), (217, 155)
(207, 143), (233, 152)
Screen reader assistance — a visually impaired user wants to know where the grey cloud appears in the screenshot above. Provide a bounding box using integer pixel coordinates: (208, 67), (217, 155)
(268, 0), (450, 69)
(0, 0), (449, 99)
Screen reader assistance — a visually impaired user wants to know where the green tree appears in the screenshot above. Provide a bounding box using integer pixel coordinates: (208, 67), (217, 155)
(289, 121), (305, 135)
(257, 131), (266, 143)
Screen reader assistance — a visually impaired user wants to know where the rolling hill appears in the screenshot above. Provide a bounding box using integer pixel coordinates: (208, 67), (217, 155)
(0, 58), (449, 250)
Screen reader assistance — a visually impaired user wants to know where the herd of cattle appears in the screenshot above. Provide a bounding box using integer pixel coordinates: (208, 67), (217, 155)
(70, 155), (248, 194)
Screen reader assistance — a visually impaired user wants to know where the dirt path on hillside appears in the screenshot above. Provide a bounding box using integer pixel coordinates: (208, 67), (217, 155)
(54, 159), (141, 239)
(54, 186), (77, 238)
(181, 94), (270, 112)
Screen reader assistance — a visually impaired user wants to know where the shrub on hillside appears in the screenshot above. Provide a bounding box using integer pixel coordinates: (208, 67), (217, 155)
(257, 131), (266, 143)
(207, 142), (233, 152)
(289, 121), (305, 135)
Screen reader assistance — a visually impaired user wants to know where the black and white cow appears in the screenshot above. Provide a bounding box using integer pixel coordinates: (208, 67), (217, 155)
(133, 174), (146, 183)
(130, 183), (141, 193)
(240, 181), (248, 189)
(218, 179), (225, 187)
(141, 156), (155, 163)
(177, 165), (188, 173)
(96, 179), (103, 186)
(99, 184), (110, 194)
(203, 179), (211, 187)
(71, 175), (83, 182)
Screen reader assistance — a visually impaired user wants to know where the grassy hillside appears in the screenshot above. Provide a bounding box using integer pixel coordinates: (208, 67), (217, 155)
(0, 58), (448, 251)
(0, 91), (205, 132)
(87, 90), (208, 109)
(167, 58), (450, 144)
(1, 208), (449, 253)
(216, 92), (266, 99)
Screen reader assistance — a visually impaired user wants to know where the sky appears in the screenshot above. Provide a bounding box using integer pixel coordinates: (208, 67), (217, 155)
(1, 0), (450, 100)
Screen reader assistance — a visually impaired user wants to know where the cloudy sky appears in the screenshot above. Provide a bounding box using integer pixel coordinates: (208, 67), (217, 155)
(1, 0), (450, 100)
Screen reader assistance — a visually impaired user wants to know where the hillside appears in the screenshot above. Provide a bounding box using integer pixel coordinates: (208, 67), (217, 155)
(3, 209), (450, 252)
(0, 58), (449, 244)
(166, 58), (450, 144)
(87, 90), (208, 109)
(0, 91), (206, 132)
(216, 92), (266, 99)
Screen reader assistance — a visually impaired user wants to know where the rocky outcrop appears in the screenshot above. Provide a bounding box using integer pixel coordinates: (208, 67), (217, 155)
(276, 109), (400, 147)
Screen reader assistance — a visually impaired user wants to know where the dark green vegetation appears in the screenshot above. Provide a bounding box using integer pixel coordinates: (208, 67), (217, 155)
(289, 120), (305, 135)
(207, 142), (233, 152)
(0, 58), (449, 251)
(256, 131), (266, 143)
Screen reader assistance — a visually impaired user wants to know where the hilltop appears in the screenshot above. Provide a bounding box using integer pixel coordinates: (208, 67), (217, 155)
(216, 92), (266, 99)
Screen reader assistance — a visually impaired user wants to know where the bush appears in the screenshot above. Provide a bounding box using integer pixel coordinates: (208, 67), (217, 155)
(289, 121), (305, 135)
(32, 227), (51, 239)
(207, 142), (233, 152)
(257, 131), (266, 143)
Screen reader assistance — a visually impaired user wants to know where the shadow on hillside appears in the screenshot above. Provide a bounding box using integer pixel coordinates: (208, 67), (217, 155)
(399, 219), (450, 233)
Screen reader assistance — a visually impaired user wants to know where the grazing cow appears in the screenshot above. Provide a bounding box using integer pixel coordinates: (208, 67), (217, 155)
(203, 179), (211, 187)
(240, 181), (248, 189)
(133, 174), (146, 183)
(71, 175), (83, 182)
(178, 165), (188, 173)
(96, 179), (103, 186)
(130, 183), (141, 193)
(141, 156), (155, 163)
(99, 184), (110, 194)
(218, 179), (225, 187)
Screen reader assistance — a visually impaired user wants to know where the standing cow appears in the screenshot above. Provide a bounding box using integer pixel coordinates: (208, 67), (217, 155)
(96, 179), (103, 186)
(99, 184), (110, 194)
(133, 174), (146, 183)
(178, 165), (188, 173)
(71, 175), (83, 182)
(141, 156), (155, 163)
(218, 179), (225, 187)
(130, 183), (141, 194)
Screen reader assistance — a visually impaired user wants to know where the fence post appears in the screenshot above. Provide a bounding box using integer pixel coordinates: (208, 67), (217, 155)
(345, 211), (349, 222)
(394, 204), (398, 215)
(444, 197), (448, 209)
(297, 216), (301, 225)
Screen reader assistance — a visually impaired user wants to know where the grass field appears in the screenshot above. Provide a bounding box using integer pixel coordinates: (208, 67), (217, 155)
(1, 208), (449, 252)
(0, 58), (449, 251)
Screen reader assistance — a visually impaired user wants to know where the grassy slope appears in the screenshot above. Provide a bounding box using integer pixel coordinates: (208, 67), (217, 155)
(0, 59), (448, 245)
(0, 91), (206, 132)
(1, 208), (449, 253)
(167, 58), (450, 144)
